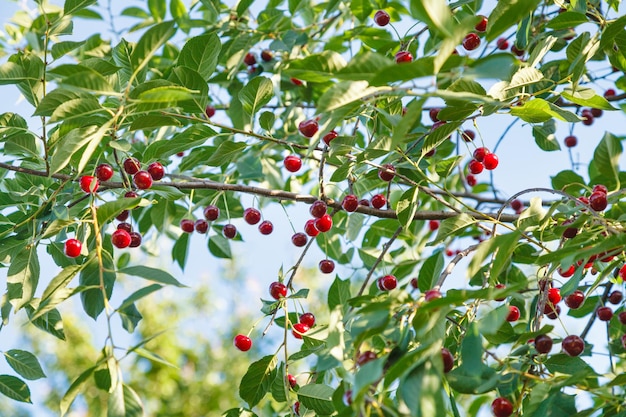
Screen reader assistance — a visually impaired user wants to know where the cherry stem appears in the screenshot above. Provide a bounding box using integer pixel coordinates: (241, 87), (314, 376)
(356, 226), (403, 298)
(580, 281), (613, 340)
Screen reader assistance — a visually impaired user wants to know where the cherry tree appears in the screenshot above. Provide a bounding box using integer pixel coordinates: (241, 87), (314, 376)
(1, 0), (626, 416)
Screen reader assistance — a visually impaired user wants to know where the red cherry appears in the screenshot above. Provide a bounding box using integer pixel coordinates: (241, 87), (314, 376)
(342, 390), (353, 406)
(299, 313), (315, 328)
(424, 289), (442, 301)
(309, 200), (327, 218)
(371, 194), (386, 209)
(292, 322), (309, 339)
(342, 194), (359, 212)
(319, 259), (335, 274)
(428, 220), (440, 231)
(545, 304), (561, 319)
(322, 131), (338, 146)
(117, 222), (132, 233)
(473, 147), (490, 162)
(356, 350), (377, 366)
(314, 213), (333, 232)
(133, 171), (153, 190)
(589, 191), (608, 211)
(304, 219), (320, 237)
(243, 52), (256, 66)
(597, 306), (613, 321)
(548, 287), (561, 305)
(269, 281), (287, 299)
(234, 334), (252, 351)
(468, 160), (484, 174)
(244, 208), (261, 225)
(291, 232), (308, 247)
(466, 174), (477, 186)
(204, 205), (220, 221)
(223, 224), (237, 239)
(462, 33), (481, 51)
(558, 265), (576, 277)
(378, 164), (396, 181)
(194, 220), (208, 234)
(258, 220), (273, 235)
(511, 45), (525, 56)
(592, 184), (608, 194)
(261, 50), (273, 62)
(510, 199), (523, 212)
(123, 158), (141, 175)
(180, 219), (194, 233)
(79, 176), (99, 193)
(497, 38), (509, 50)
(494, 283), (506, 301)
(111, 229), (132, 249)
(147, 162), (165, 181)
(298, 119), (319, 137)
(205, 105), (216, 118)
(287, 374), (297, 388)
(506, 305), (520, 322)
(129, 231), (142, 248)
(116, 210), (130, 222)
(395, 51), (413, 64)
(605, 89), (616, 98)
(429, 108), (441, 122)
(562, 334), (584, 356)
(618, 311), (626, 325)
(373, 10), (390, 26)
(462, 130), (475, 142)
(581, 109), (594, 125)
(534, 334), (553, 354)
(565, 290), (585, 309)
(491, 397), (513, 417)
(619, 264), (626, 280)
(290, 77), (303, 86)
(378, 275), (397, 291)
(591, 108), (603, 118)
(441, 348), (454, 373)
(125, 191), (138, 199)
(64, 239), (82, 258)
(483, 153), (499, 170)
(293, 401), (300, 416)
(609, 290), (623, 304)
(284, 155), (302, 172)
(475, 15), (488, 32)
(95, 164), (114, 181)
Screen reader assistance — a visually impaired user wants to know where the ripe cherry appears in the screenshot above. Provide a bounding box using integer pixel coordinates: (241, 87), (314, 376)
(494, 283), (506, 301)
(180, 219), (194, 233)
(462, 33), (481, 51)
(194, 219), (208, 234)
(223, 224), (237, 239)
(473, 147), (490, 162)
(609, 290), (623, 305)
(284, 155), (302, 173)
(597, 306), (613, 321)
(581, 109), (594, 125)
(322, 131), (338, 146)
(483, 153), (499, 170)
(491, 397), (513, 417)
(260, 49), (273, 62)
(319, 259), (335, 274)
(95, 163), (114, 181)
(342, 194), (359, 212)
(304, 219), (319, 237)
(79, 175), (99, 193)
(359, 198), (370, 207)
(618, 311), (626, 325)
(466, 174), (477, 186)
(395, 51), (413, 63)
(441, 348), (454, 373)
(429, 108), (441, 122)
(468, 160), (484, 174)
(287, 374), (297, 388)
(497, 38), (509, 50)
(356, 350), (377, 366)
(619, 264), (626, 280)
(559, 265), (576, 277)
(269, 281), (287, 299)
(293, 401), (300, 416)
(534, 334), (553, 354)
(125, 191), (138, 199)
(298, 119), (319, 137)
(116, 210), (130, 222)
(64, 239), (82, 258)
(378, 164), (396, 182)
(299, 313), (315, 328)
(592, 184), (608, 194)
(111, 229), (132, 249)
(117, 222), (132, 233)
(291, 232), (308, 247)
(605, 89), (616, 98)
(424, 289), (442, 301)
(123, 158), (141, 175)
(475, 15), (488, 32)
(290, 77), (303, 86)
(510, 199), (523, 212)
(244, 208), (261, 225)
(589, 191), (608, 211)
(205, 105), (216, 118)
(133, 171), (153, 190)
(506, 306), (520, 322)
(204, 205), (220, 221)
(565, 290), (585, 309)
(548, 287), (561, 305)
(258, 220), (273, 235)
(371, 194), (386, 209)
(462, 130), (475, 142)
(378, 275), (397, 291)
(292, 323), (309, 339)
(234, 334), (252, 351)
(373, 10), (390, 26)
(147, 162), (165, 180)
(511, 45), (525, 56)
(591, 108), (603, 118)
(243, 52), (256, 66)
(545, 304), (561, 319)
(315, 213), (333, 232)
(129, 231), (142, 247)
(562, 334), (585, 356)
(309, 200), (327, 218)
(428, 220), (440, 231)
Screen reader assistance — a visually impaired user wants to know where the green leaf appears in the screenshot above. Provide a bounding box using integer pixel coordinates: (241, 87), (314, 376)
(208, 235), (232, 259)
(547, 11), (588, 30)
(51, 40), (87, 60)
(370, 57), (434, 85)
(39, 265), (83, 309)
(430, 213), (475, 245)
(119, 303), (143, 333)
(119, 266), (186, 287)
(239, 76), (274, 119)
(533, 120), (560, 151)
(178, 33), (221, 80)
(0, 62), (27, 85)
(222, 408), (258, 417)
(26, 306), (65, 340)
(510, 99), (580, 123)
(48, 64), (114, 93)
(143, 124), (215, 161)
(117, 284), (162, 311)
(418, 251), (444, 292)
(148, 0), (166, 21)
(7, 245), (40, 310)
(79, 254), (116, 319)
(0, 375), (31, 403)
(400, 361), (445, 417)
(551, 170), (585, 192)
(129, 115), (182, 131)
(410, 0), (454, 37)
(259, 112), (275, 131)
(206, 141), (247, 167)
(239, 355), (277, 408)
(172, 233), (189, 270)
(350, 0), (373, 21)
(63, 0), (97, 15)
(4, 350), (46, 380)
(60, 366), (97, 416)
(486, 0), (542, 41)
(131, 21), (177, 73)
(328, 277), (350, 311)
(562, 87), (617, 110)
(297, 383), (335, 415)
(317, 81), (390, 113)
(589, 132), (622, 190)
(396, 187), (419, 229)
(285, 51), (347, 82)
(544, 354), (596, 376)
(96, 198), (141, 226)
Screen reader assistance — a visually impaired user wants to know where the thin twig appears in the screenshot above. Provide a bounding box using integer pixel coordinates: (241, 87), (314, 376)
(356, 226), (403, 297)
